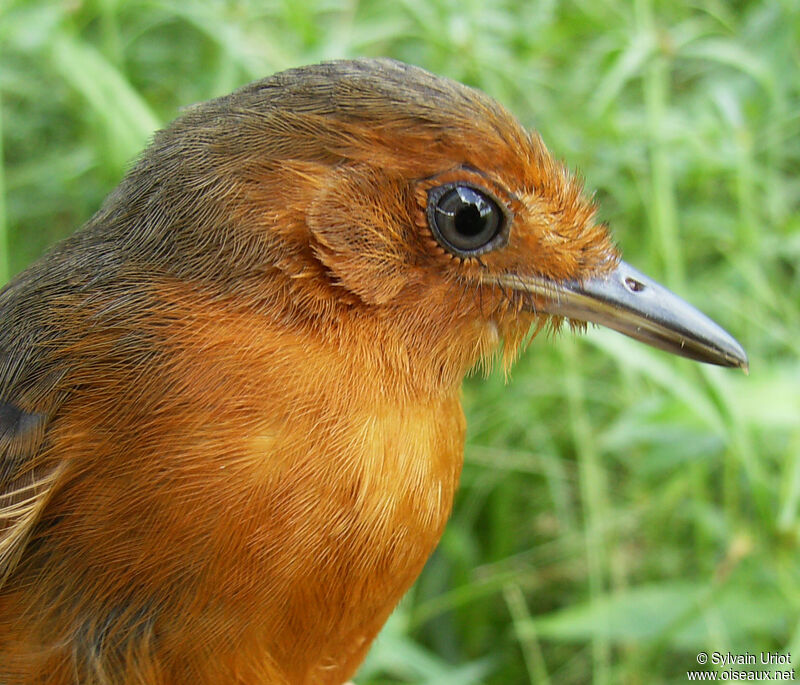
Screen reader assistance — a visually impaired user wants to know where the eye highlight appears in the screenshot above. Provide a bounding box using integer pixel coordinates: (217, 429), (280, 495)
(427, 183), (509, 257)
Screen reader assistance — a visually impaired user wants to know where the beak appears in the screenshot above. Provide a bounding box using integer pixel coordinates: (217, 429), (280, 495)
(490, 260), (748, 370)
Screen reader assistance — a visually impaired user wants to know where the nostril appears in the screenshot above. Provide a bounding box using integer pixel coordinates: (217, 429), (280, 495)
(625, 277), (646, 293)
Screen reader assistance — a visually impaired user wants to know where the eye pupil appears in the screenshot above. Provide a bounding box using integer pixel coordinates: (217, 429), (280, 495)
(454, 204), (485, 237)
(427, 183), (508, 257)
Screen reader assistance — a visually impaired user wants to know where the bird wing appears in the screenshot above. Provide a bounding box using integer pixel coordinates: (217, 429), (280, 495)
(0, 392), (68, 589)
(0, 249), (80, 589)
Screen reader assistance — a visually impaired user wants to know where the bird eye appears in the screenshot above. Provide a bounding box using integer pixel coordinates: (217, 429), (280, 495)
(427, 183), (508, 257)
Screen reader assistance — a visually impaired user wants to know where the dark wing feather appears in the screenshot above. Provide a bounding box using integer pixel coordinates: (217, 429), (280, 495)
(0, 235), (99, 588)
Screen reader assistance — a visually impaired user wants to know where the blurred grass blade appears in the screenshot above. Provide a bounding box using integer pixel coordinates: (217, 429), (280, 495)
(0, 90), (7, 285)
(50, 36), (160, 171)
(528, 580), (787, 648)
(681, 38), (776, 96)
(359, 613), (495, 684)
(583, 328), (725, 433)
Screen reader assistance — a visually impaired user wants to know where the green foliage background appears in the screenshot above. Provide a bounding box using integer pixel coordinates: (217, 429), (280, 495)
(1, 1), (798, 683)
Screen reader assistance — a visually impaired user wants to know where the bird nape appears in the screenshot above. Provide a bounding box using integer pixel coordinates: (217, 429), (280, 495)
(0, 58), (746, 684)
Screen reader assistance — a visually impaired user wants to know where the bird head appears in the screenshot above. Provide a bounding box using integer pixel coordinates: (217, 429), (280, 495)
(105, 58), (746, 388)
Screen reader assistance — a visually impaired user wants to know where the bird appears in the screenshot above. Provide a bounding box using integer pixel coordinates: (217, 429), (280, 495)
(0, 58), (746, 684)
